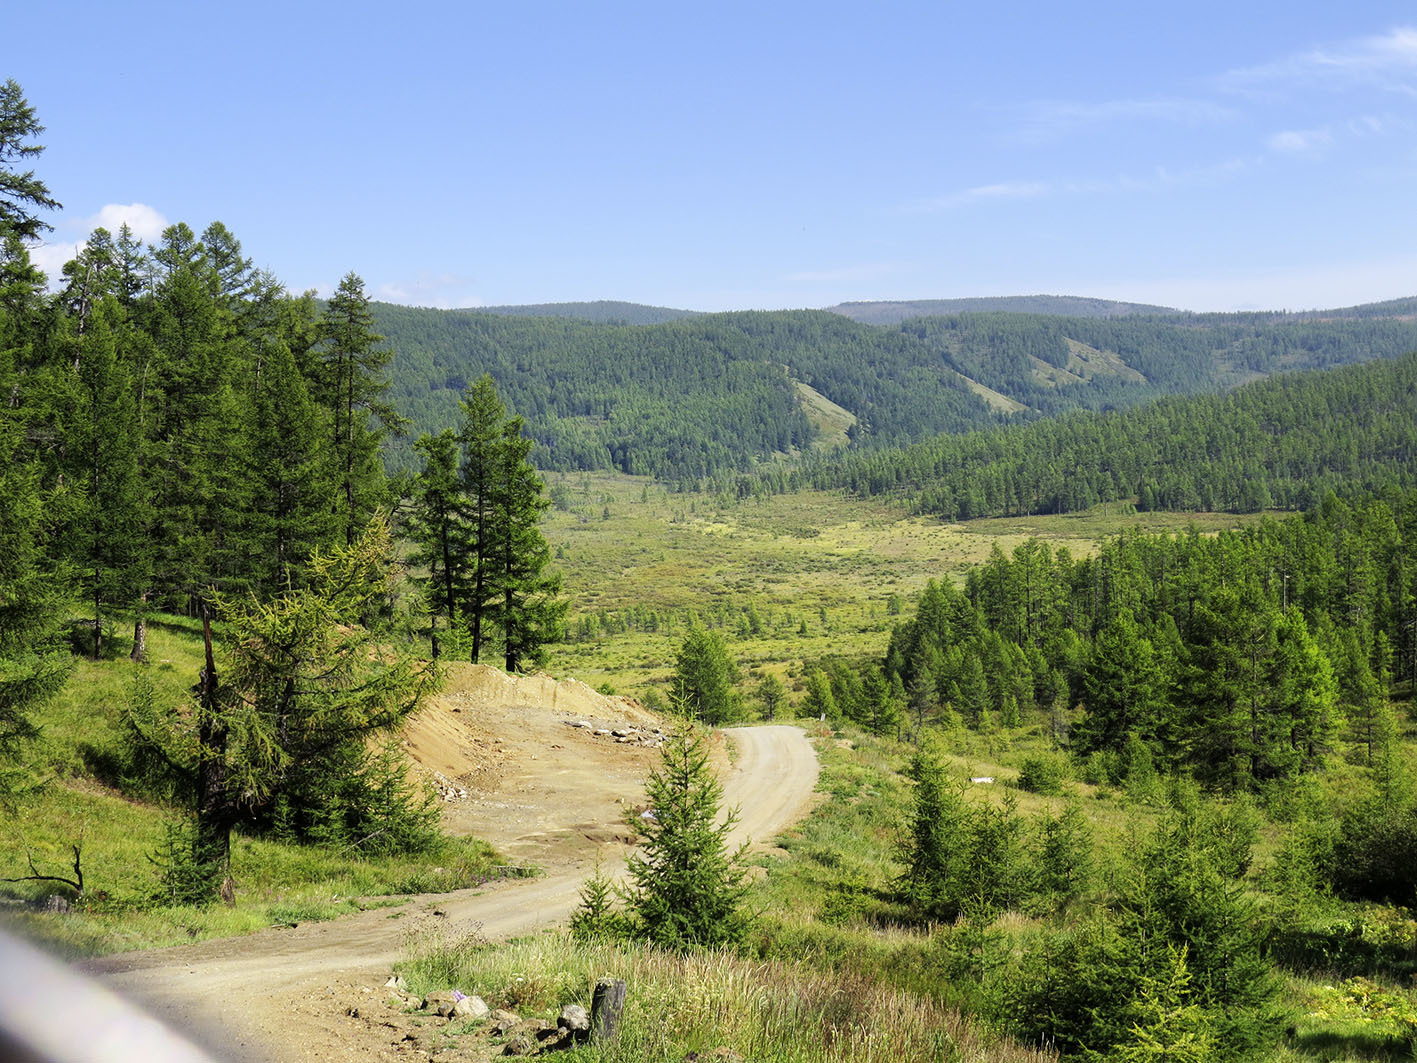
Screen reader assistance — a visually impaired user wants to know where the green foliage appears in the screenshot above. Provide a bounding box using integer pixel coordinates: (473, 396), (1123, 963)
(803, 351), (1417, 520)
(569, 859), (623, 942)
(0, 79), (62, 240)
(672, 626), (740, 725)
(888, 489), (1417, 792)
(1327, 796), (1417, 907)
(149, 816), (222, 907)
(1015, 751), (1068, 795)
(995, 798), (1283, 1061)
(623, 727), (751, 949)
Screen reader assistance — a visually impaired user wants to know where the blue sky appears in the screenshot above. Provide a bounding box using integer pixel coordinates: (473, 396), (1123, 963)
(11, 2), (1417, 312)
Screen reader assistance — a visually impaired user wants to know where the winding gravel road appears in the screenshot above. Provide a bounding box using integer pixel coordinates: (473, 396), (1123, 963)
(78, 724), (818, 1062)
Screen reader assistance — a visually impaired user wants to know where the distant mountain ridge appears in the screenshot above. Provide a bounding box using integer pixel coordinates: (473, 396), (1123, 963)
(473, 300), (700, 325)
(375, 295), (1417, 483)
(825, 295), (1183, 324)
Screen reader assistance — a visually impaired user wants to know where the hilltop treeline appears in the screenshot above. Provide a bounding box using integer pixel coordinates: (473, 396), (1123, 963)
(378, 301), (1417, 486)
(375, 306), (998, 479)
(783, 351), (1417, 517)
(883, 489), (1415, 791)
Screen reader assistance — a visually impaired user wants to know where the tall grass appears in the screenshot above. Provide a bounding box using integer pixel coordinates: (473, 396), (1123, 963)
(400, 926), (1053, 1063)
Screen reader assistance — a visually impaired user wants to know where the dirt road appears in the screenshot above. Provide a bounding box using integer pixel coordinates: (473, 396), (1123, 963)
(85, 723), (818, 1062)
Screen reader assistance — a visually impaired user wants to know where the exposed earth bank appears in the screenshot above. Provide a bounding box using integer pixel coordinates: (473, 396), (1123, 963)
(86, 664), (821, 1062)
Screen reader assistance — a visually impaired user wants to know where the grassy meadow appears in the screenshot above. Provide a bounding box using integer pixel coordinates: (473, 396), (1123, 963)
(0, 612), (498, 957)
(541, 470), (1263, 702)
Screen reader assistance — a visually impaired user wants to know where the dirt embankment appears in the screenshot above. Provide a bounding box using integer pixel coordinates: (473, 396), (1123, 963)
(82, 665), (819, 1063)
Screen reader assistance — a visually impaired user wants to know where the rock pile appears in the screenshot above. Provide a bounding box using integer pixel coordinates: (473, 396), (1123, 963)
(429, 770), (470, 802)
(564, 719), (665, 748)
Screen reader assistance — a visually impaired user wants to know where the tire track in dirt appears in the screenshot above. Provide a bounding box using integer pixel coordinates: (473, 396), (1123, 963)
(84, 724), (818, 1062)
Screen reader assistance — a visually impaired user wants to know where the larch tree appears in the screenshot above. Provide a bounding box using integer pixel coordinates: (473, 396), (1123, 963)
(0, 79), (61, 241)
(457, 376), (506, 661)
(623, 726), (751, 948)
(409, 428), (470, 657)
(317, 273), (403, 547)
(491, 414), (564, 672)
(672, 626), (739, 724)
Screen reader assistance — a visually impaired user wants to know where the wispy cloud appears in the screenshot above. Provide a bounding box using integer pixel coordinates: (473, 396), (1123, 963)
(913, 180), (1050, 212)
(1217, 26), (1417, 94)
(1266, 128), (1332, 154)
(375, 272), (483, 309)
(1012, 97), (1234, 142)
(914, 156), (1257, 215)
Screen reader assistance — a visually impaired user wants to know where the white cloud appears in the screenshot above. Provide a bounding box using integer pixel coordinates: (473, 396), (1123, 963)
(1218, 26), (1417, 94)
(914, 180), (1050, 212)
(27, 202), (170, 285)
(375, 272), (484, 309)
(88, 203), (169, 242)
(1266, 128), (1332, 154)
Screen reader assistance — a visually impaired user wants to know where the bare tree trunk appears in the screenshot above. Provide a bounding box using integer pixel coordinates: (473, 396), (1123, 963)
(130, 595), (148, 662)
(590, 979), (626, 1044)
(195, 613), (232, 879)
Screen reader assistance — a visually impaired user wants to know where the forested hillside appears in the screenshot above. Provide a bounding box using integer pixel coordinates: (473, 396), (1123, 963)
(786, 351), (1417, 518)
(475, 300), (699, 325)
(827, 294), (1181, 323)
(374, 306), (999, 480)
(377, 299), (1417, 483)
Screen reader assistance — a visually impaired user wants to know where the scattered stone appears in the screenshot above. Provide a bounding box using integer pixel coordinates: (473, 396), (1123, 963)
(424, 990), (460, 1018)
(453, 994), (490, 1020)
(593, 729), (611, 736)
(969, 776), (995, 784)
(487, 1009), (521, 1035)
(557, 1004), (590, 1033)
(41, 894), (70, 914)
(502, 1034), (536, 1056)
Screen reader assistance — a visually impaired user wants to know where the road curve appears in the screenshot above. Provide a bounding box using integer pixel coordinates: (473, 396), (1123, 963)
(80, 725), (818, 1062)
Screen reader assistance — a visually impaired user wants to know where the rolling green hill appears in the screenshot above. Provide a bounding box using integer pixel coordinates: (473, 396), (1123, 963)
(474, 300), (700, 325)
(790, 351), (1417, 518)
(375, 297), (1417, 483)
(826, 294), (1181, 323)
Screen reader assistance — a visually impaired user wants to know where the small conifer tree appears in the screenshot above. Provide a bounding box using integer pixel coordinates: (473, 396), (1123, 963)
(623, 726), (750, 948)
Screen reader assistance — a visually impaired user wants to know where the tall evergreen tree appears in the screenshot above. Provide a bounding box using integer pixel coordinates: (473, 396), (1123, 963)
(244, 340), (334, 595)
(457, 376), (506, 661)
(317, 273), (402, 547)
(409, 428), (470, 657)
(0, 79), (61, 241)
(672, 626), (739, 724)
(71, 298), (147, 656)
(491, 414), (564, 672)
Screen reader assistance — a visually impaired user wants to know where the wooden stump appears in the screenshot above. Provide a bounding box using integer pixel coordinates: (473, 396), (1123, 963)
(590, 977), (627, 1043)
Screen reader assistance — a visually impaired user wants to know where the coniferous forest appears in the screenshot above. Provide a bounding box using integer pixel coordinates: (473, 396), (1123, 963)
(5, 74), (1417, 1063)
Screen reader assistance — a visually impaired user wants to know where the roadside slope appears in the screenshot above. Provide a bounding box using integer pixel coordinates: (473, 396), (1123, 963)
(87, 724), (818, 1062)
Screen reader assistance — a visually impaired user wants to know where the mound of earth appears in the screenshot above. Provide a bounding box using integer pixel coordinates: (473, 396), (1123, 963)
(399, 663), (699, 865)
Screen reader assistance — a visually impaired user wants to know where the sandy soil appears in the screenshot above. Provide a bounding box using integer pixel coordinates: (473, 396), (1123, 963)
(80, 665), (820, 1062)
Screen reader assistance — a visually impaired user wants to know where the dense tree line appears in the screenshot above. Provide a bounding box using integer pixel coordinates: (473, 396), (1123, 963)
(0, 82), (559, 885)
(377, 297), (1417, 487)
(375, 305), (1001, 482)
(787, 351), (1417, 518)
(409, 375), (564, 671)
(883, 489), (1417, 792)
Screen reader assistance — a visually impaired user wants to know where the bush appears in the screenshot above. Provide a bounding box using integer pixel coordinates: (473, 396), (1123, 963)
(1328, 798), (1417, 906)
(1016, 753), (1067, 796)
